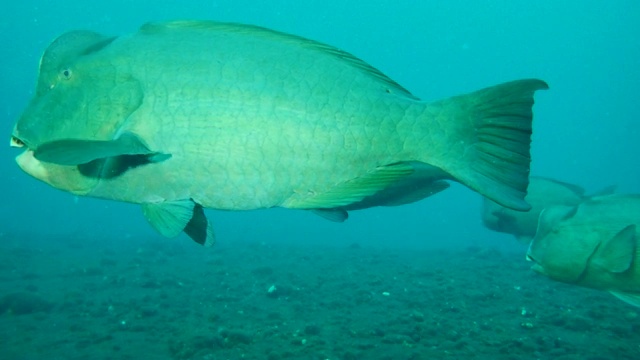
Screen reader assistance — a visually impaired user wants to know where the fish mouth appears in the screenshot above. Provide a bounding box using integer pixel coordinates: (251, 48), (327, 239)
(525, 252), (545, 273)
(11, 135), (45, 178)
(525, 253), (535, 262)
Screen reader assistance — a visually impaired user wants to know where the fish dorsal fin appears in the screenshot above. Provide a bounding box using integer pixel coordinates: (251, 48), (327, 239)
(588, 185), (617, 198)
(140, 20), (418, 100)
(534, 176), (586, 196)
(283, 162), (415, 209)
(535, 205), (578, 238)
(34, 132), (169, 165)
(593, 224), (636, 273)
(610, 291), (640, 307)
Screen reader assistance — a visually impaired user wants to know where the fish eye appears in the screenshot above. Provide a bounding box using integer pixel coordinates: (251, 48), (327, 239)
(10, 136), (25, 148)
(61, 68), (72, 79)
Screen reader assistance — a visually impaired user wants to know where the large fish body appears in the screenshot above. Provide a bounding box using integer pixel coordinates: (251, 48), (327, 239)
(527, 194), (640, 307)
(10, 21), (547, 245)
(481, 177), (615, 243)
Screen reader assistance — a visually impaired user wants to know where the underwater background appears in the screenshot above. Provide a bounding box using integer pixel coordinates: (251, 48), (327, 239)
(1, 1), (639, 359)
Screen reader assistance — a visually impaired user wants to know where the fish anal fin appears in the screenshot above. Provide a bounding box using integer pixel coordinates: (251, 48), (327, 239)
(375, 180), (449, 207)
(283, 162), (414, 209)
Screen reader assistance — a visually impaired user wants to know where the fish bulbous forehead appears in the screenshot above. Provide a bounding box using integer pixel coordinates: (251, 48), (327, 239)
(37, 30), (115, 93)
(15, 63), (143, 150)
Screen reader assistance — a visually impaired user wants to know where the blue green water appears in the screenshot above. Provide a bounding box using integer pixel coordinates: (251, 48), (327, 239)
(1, 1), (639, 359)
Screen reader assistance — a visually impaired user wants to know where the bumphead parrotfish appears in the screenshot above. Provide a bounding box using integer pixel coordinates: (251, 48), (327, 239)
(527, 194), (640, 307)
(482, 176), (615, 243)
(10, 21), (547, 246)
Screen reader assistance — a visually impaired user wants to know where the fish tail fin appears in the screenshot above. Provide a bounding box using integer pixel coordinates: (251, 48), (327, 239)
(422, 79), (548, 210)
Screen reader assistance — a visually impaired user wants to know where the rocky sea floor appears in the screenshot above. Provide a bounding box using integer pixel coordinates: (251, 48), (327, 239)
(1, 233), (639, 360)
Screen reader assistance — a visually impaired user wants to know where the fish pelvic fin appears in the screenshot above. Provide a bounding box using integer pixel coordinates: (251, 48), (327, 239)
(142, 199), (215, 247)
(424, 79), (548, 211)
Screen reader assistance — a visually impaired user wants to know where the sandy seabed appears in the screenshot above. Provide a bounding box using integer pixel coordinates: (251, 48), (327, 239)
(1, 233), (638, 360)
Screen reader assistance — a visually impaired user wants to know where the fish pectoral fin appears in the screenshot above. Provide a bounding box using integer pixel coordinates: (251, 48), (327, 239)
(34, 132), (169, 165)
(283, 162), (414, 209)
(142, 200), (215, 247)
(593, 224), (636, 273)
(609, 291), (640, 307)
(311, 208), (349, 222)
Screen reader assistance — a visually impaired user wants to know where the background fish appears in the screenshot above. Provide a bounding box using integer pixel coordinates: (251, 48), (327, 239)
(481, 176), (616, 243)
(526, 194), (640, 307)
(10, 20), (547, 246)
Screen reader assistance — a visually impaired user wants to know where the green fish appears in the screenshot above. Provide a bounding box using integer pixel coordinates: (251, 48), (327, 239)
(10, 20), (547, 246)
(482, 176), (616, 243)
(527, 194), (640, 307)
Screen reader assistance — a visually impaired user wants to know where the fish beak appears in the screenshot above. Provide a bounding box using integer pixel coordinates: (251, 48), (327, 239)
(530, 263), (545, 274)
(10, 135), (25, 148)
(15, 149), (49, 181)
(525, 252), (546, 274)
